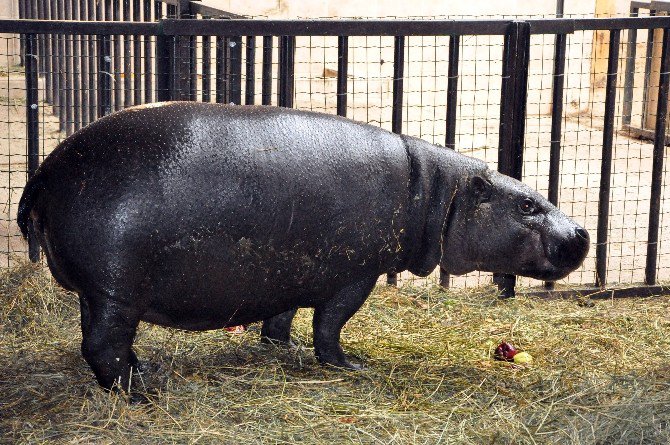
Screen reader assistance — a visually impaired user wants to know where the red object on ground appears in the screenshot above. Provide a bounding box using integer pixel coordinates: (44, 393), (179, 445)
(494, 341), (518, 361)
(224, 325), (247, 334)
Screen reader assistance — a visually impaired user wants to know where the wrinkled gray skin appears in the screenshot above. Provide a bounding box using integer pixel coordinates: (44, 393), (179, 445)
(17, 102), (589, 394)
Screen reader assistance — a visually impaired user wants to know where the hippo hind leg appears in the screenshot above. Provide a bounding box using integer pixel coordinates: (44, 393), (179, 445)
(313, 277), (377, 370)
(79, 291), (143, 393)
(261, 308), (298, 346)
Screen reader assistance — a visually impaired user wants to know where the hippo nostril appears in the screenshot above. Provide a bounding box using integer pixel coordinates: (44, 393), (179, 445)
(575, 227), (589, 240)
(575, 227), (588, 240)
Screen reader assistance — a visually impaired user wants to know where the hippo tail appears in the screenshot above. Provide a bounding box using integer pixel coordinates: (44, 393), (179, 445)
(17, 175), (44, 240)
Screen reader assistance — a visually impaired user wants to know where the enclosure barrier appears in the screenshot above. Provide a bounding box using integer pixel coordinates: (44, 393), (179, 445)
(1, 14), (670, 298)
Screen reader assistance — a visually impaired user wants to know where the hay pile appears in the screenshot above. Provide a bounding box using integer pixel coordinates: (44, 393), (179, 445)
(2, 262), (670, 444)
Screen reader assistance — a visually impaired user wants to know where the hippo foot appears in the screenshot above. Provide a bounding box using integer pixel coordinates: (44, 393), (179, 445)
(260, 336), (298, 349)
(315, 344), (366, 371)
(318, 354), (366, 371)
(129, 392), (152, 405)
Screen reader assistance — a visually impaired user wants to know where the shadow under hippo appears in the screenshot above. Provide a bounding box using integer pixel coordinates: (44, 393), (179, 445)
(17, 102), (589, 395)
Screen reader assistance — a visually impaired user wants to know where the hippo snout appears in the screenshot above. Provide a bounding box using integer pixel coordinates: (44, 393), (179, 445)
(547, 226), (590, 269)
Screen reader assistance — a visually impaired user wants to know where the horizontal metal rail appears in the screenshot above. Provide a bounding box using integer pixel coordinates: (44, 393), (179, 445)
(524, 284), (670, 300)
(5, 16), (670, 36)
(0, 19), (159, 34)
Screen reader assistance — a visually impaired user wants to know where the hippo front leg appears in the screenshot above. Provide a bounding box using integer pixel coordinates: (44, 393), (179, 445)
(313, 277), (377, 370)
(261, 308), (298, 346)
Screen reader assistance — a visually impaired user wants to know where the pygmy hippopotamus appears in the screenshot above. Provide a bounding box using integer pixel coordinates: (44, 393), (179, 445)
(17, 102), (589, 393)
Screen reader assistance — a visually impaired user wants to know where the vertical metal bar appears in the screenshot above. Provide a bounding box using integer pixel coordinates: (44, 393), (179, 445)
(36, 0), (45, 85)
(154, 0), (162, 20)
(72, 0), (82, 131)
(123, 0), (132, 107)
(595, 29), (621, 288)
(50, 0), (59, 117)
(445, 34), (460, 150)
(133, 0), (142, 104)
(44, 0), (52, 105)
(277, 36), (286, 106)
(156, 34), (171, 101)
(642, 9), (657, 128)
(277, 36), (295, 108)
(65, 0), (74, 135)
(495, 21), (531, 298)
(215, 36), (226, 103)
(544, 32), (567, 290)
(548, 34), (567, 207)
(622, 8), (639, 126)
(388, 35), (405, 287)
(645, 27), (670, 285)
(230, 36), (243, 105)
(99, 35), (112, 116)
(262, 35), (272, 105)
(18, 0), (25, 66)
(202, 33), (212, 102)
(25, 34), (41, 262)
(245, 36), (256, 105)
(144, 0), (153, 103)
(189, 34), (197, 100)
(440, 33), (460, 289)
(88, 0), (98, 121)
(113, 0), (122, 110)
(58, 0), (67, 131)
(80, 0), (90, 127)
(337, 35), (348, 117)
(172, 20), (192, 101)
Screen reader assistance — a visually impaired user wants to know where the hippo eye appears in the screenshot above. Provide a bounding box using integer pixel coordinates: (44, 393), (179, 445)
(518, 198), (537, 215)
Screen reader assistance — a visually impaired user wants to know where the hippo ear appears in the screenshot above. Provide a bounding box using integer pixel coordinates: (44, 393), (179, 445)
(472, 175), (492, 204)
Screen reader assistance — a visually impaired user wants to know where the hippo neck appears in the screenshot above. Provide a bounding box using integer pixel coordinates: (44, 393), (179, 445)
(400, 136), (479, 277)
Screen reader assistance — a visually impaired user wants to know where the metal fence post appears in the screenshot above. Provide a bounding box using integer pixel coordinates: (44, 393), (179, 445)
(229, 36), (243, 104)
(337, 35), (348, 117)
(215, 36), (229, 103)
(387, 35), (405, 287)
(133, 0), (142, 104)
(156, 32), (171, 101)
(645, 27), (670, 285)
(278, 36), (295, 108)
(25, 33), (40, 262)
(544, 31), (567, 290)
(495, 21), (531, 298)
(262, 35), (273, 105)
(202, 32), (212, 102)
(245, 36), (256, 105)
(441, 33), (460, 289)
(144, 0), (154, 103)
(98, 34), (112, 116)
(595, 29), (621, 288)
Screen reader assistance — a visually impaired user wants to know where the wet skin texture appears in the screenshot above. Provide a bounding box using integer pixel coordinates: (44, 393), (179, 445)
(17, 102), (589, 393)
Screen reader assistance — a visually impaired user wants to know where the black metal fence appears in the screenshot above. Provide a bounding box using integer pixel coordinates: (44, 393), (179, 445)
(1, 8), (670, 298)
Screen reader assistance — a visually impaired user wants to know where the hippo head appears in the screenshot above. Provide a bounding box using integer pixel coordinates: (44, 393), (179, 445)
(440, 170), (590, 281)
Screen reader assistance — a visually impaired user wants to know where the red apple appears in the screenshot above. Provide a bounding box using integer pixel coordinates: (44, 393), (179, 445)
(494, 341), (518, 361)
